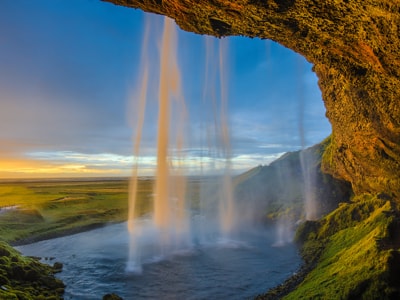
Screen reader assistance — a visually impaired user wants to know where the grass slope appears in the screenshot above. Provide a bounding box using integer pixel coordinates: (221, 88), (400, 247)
(287, 195), (400, 299)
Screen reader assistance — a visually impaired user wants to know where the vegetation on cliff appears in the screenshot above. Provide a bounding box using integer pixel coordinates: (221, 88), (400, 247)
(258, 194), (400, 299)
(287, 195), (400, 299)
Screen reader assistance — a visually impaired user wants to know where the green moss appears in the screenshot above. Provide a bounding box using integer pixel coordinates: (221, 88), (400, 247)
(287, 195), (400, 299)
(0, 241), (64, 299)
(321, 134), (336, 173)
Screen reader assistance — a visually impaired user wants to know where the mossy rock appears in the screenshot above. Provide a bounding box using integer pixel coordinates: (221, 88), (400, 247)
(294, 220), (320, 244)
(103, 293), (124, 300)
(0, 241), (65, 299)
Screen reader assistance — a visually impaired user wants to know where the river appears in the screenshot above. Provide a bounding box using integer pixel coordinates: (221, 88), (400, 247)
(17, 221), (301, 299)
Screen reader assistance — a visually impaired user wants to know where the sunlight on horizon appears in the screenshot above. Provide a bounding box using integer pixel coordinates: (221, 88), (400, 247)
(0, 150), (287, 179)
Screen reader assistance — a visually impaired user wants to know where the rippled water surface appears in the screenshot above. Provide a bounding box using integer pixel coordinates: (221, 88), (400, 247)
(17, 222), (301, 300)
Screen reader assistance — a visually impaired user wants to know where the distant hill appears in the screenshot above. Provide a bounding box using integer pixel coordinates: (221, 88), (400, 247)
(234, 141), (352, 224)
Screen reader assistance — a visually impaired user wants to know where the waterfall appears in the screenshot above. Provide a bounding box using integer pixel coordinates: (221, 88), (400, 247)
(126, 16), (237, 272)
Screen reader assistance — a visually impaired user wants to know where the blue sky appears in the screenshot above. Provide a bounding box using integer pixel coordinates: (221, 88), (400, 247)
(0, 0), (331, 178)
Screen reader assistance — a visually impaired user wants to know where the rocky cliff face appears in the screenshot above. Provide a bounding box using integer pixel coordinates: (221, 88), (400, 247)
(104, 0), (400, 199)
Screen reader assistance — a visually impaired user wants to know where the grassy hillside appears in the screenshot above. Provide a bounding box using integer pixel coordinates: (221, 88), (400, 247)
(286, 195), (400, 299)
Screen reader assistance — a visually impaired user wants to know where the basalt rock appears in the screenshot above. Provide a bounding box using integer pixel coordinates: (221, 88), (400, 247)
(104, 0), (400, 200)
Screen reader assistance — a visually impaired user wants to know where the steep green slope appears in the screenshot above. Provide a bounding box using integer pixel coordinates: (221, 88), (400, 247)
(288, 195), (400, 299)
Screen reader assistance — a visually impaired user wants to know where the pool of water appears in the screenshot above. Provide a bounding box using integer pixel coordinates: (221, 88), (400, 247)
(17, 222), (301, 300)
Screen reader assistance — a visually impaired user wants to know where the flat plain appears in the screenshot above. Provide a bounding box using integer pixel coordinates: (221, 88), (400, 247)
(0, 178), (152, 244)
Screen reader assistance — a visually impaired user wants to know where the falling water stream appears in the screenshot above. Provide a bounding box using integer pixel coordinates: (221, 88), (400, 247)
(125, 16), (240, 271)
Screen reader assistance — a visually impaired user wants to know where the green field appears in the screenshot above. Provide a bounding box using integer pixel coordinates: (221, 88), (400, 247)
(0, 177), (219, 245)
(0, 178), (155, 244)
